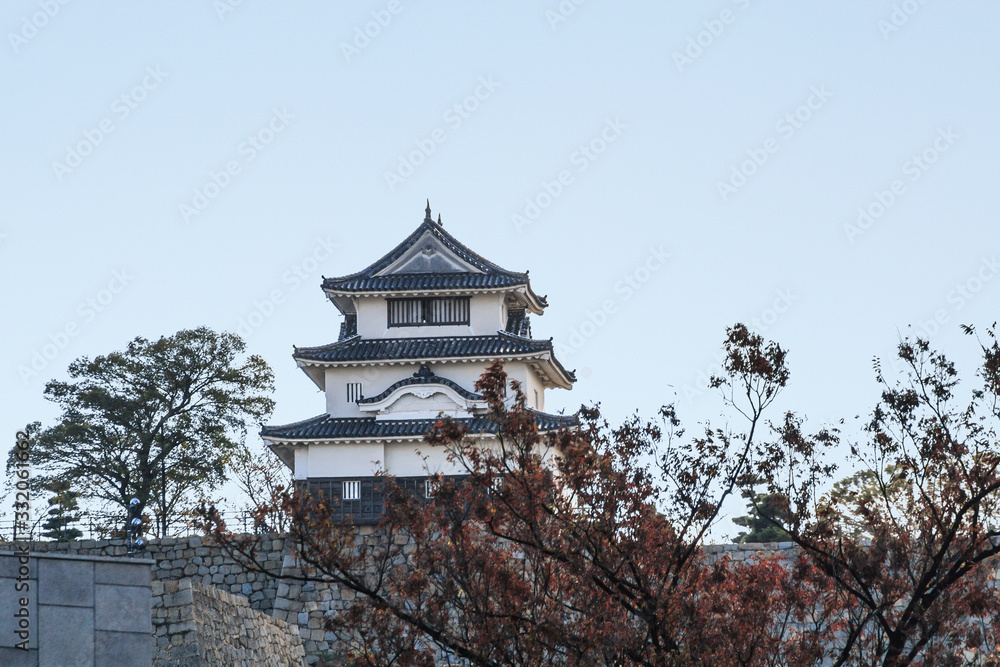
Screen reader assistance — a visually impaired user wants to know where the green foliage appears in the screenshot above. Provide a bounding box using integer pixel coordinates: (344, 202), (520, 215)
(20, 327), (274, 537)
(41, 479), (83, 541)
(732, 490), (792, 543)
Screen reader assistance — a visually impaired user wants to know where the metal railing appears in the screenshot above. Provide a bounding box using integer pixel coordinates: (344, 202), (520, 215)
(0, 509), (265, 543)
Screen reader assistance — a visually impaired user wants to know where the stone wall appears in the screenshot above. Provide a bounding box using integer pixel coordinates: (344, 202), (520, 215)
(702, 541), (799, 561)
(0, 550), (153, 667)
(1, 535), (802, 665)
(153, 578), (304, 666)
(13, 536), (286, 616)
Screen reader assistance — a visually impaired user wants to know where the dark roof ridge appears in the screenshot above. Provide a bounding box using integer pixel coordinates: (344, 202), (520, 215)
(294, 331), (551, 357)
(323, 218), (527, 285)
(292, 331), (575, 385)
(261, 410), (580, 441)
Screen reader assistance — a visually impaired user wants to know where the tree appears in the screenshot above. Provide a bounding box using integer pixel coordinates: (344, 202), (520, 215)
(754, 325), (1000, 666)
(208, 325), (818, 666)
(21, 327), (274, 537)
(732, 488), (793, 544)
(230, 442), (292, 533)
(206, 324), (1000, 666)
(40, 479), (83, 541)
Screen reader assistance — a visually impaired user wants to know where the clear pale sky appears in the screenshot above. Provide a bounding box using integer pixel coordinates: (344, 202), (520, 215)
(2, 2), (998, 535)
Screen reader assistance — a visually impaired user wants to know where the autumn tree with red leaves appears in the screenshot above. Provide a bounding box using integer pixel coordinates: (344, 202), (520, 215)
(205, 324), (1000, 666)
(752, 324), (1000, 666)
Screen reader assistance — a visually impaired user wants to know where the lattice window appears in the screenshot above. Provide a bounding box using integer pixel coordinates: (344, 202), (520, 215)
(346, 382), (363, 403)
(387, 297), (470, 327)
(343, 481), (361, 501)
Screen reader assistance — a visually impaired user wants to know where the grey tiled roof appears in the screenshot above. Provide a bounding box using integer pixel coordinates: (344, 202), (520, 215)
(295, 332), (559, 366)
(321, 217), (545, 304)
(261, 410), (579, 441)
(327, 273), (526, 292)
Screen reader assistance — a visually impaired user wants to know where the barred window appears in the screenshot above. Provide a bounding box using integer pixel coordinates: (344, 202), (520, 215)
(346, 382), (363, 403)
(425, 479), (438, 499)
(387, 297), (470, 327)
(343, 481), (361, 501)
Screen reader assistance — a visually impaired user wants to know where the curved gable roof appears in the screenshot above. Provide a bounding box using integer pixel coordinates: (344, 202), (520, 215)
(321, 207), (547, 310)
(357, 365), (482, 404)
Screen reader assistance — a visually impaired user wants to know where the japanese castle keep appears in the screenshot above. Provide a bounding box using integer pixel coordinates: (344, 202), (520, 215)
(261, 203), (577, 523)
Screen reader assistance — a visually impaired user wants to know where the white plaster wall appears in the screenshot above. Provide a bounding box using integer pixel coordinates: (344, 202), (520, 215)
(296, 432), (562, 479)
(294, 448), (309, 480)
(354, 293), (505, 338)
(321, 360), (553, 418)
(522, 367), (546, 411)
(306, 442), (384, 477)
(379, 392), (465, 418)
(383, 440), (473, 476)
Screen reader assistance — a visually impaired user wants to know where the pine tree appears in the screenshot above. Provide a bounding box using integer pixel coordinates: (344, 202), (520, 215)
(41, 479), (83, 542)
(732, 489), (793, 543)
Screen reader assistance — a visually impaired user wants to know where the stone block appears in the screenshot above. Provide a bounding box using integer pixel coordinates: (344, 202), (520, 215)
(38, 559), (93, 607)
(94, 630), (153, 666)
(95, 585), (151, 632)
(38, 605), (93, 666)
(0, 554), (36, 579)
(95, 561), (151, 587)
(0, 647), (38, 666)
(0, 577), (37, 649)
(171, 620), (196, 634)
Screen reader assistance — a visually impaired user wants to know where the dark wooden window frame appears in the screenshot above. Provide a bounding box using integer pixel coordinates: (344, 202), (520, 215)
(387, 296), (471, 328)
(300, 475), (468, 525)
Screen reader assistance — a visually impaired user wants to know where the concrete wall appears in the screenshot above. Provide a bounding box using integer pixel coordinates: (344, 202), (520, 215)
(14, 536), (285, 616)
(0, 550), (153, 667)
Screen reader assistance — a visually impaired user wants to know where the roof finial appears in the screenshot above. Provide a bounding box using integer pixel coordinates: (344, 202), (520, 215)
(437, 213), (442, 226)
(425, 199), (432, 221)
